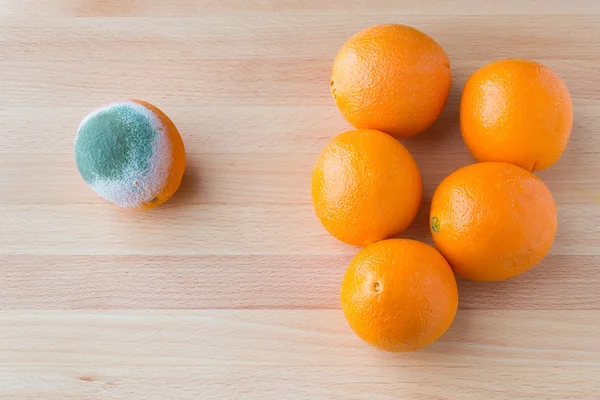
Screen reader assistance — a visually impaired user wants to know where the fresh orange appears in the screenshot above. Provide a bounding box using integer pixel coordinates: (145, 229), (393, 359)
(341, 239), (458, 352)
(461, 59), (573, 171)
(330, 24), (452, 139)
(311, 129), (422, 246)
(430, 162), (557, 282)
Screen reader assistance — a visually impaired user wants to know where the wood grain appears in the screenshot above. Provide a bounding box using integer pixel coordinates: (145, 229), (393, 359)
(1, 0), (599, 398)
(1, 254), (598, 310)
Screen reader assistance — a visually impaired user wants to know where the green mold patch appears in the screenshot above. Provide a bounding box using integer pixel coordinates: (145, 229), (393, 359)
(431, 216), (440, 234)
(75, 104), (157, 185)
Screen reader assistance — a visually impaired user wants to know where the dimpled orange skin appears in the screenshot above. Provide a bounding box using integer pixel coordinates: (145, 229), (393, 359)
(341, 239), (458, 352)
(311, 129), (422, 247)
(331, 24), (451, 139)
(430, 162), (557, 282)
(461, 59), (573, 171)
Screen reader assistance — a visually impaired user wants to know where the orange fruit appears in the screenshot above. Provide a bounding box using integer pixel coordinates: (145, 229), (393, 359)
(461, 59), (573, 171)
(75, 100), (186, 209)
(330, 24), (451, 139)
(341, 239), (458, 352)
(430, 162), (557, 282)
(311, 129), (422, 246)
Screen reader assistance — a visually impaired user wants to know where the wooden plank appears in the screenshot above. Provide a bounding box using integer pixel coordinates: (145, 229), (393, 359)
(0, 255), (597, 310)
(2, 151), (600, 205)
(0, 365), (597, 400)
(1, 203), (598, 256)
(0, 17), (599, 64)
(2, 0), (600, 17)
(0, 310), (598, 367)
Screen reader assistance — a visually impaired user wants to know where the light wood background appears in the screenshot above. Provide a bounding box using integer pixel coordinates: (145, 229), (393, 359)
(1, 1), (599, 399)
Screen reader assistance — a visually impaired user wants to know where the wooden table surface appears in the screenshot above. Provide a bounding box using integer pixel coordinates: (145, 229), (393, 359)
(1, 1), (599, 398)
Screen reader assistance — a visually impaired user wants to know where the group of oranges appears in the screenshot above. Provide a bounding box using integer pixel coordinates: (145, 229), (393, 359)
(311, 24), (572, 352)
